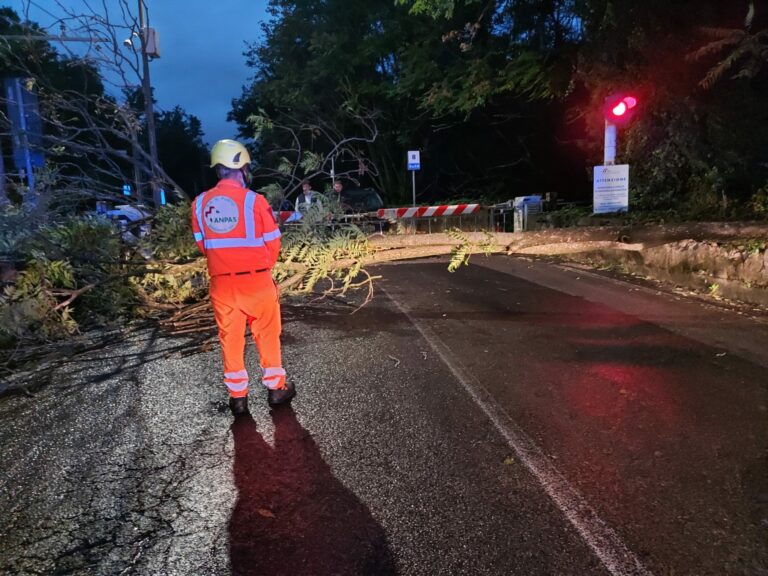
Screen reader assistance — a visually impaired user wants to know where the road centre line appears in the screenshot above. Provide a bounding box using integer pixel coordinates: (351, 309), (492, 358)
(382, 287), (654, 576)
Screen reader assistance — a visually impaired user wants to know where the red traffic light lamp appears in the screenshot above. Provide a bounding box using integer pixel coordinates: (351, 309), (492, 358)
(604, 93), (638, 125)
(602, 92), (639, 164)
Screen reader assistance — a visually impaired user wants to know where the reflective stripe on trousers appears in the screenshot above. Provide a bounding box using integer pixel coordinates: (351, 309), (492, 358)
(224, 369), (249, 394)
(223, 367), (285, 393)
(262, 367), (287, 390)
(210, 273), (284, 398)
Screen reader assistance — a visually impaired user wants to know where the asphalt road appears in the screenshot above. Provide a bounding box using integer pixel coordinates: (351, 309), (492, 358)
(1, 256), (766, 575)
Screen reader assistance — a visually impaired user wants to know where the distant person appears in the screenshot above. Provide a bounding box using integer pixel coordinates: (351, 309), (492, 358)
(332, 179), (351, 213)
(295, 180), (322, 213)
(191, 139), (296, 417)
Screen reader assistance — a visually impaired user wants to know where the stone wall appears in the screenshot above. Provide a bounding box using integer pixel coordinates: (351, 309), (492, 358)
(566, 239), (768, 307)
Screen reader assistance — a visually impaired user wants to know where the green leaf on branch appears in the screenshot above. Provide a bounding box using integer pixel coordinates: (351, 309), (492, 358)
(447, 228), (471, 272)
(299, 151), (323, 173)
(277, 156), (294, 175)
(394, 0), (479, 19)
(258, 183), (285, 206)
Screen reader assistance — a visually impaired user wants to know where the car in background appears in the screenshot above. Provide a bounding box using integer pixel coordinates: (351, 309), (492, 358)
(336, 188), (387, 233)
(339, 188), (384, 213)
(96, 204), (151, 244)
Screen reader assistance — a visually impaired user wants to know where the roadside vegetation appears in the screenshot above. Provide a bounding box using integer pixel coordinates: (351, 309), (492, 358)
(1, 1), (767, 372)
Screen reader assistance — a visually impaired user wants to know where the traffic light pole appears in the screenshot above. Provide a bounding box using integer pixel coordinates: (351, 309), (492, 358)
(603, 120), (617, 165)
(603, 93), (638, 166)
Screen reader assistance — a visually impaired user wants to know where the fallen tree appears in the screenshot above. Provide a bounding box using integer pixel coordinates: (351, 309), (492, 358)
(3, 203), (768, 369)
(157, 221), (768, 350)
(155, 224), (650, 349)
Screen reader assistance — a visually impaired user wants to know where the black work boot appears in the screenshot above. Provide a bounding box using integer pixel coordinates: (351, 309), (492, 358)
(229, 396), (249, 416)
(267, 382), (296, 407)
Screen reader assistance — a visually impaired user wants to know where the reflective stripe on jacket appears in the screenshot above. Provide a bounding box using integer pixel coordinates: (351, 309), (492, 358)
(191, 179), (281, 276)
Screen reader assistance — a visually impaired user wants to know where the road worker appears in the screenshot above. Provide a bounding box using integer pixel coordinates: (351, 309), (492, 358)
(191, 139), (295, 416)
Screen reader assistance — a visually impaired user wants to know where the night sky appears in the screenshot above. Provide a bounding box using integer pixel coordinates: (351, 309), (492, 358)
(7, 1), (270, 145)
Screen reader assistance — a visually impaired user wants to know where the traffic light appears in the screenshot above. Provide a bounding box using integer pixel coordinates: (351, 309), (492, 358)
(604, 93), (638, 126)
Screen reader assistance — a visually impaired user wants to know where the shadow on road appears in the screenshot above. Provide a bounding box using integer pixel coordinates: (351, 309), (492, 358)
(229, 407), (397, 576)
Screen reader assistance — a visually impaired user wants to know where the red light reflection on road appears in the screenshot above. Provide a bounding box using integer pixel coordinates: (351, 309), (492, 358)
(530, 309), (643, 329)
(557, 360), (682, 430)
(567, 332), (683, 349)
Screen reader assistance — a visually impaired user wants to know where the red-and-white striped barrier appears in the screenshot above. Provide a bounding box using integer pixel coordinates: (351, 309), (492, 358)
(376, 203), (481, 219)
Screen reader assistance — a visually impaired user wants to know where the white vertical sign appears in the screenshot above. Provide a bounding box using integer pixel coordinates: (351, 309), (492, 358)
(407, 150), (421, 170)
(593, 164), (629, 214)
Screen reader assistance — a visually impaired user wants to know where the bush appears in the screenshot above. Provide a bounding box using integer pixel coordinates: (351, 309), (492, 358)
(749, 184), (768, 217)
(544, 205), (592, 227)
(0, 205), (38, 259)
(134, 203), (208, 305)
(0, 213), (139, 347)
(0, 254), (79, 342)
(624, 82), (768, 218)
(142, 203), (198, 261)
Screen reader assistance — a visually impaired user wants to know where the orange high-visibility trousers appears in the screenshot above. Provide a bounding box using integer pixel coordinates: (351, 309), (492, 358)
(209, 271), (286, 398)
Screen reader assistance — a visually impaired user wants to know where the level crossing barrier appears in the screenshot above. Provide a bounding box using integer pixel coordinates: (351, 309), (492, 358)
(376, 203), (483, 234)
(275, 198), (540, 234)
(376, 203), (481, 220)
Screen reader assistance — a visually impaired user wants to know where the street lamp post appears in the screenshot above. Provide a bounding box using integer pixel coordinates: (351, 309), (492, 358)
(137, 0), (159, 207)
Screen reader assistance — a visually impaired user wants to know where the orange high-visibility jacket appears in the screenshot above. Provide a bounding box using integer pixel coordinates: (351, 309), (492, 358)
(191, 180), (281, 276)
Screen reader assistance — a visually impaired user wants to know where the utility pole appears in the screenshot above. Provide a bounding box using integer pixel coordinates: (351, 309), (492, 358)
(138, 0), (159, 207)
(129, 123), (143, 204)
(603, 120), (616, 165)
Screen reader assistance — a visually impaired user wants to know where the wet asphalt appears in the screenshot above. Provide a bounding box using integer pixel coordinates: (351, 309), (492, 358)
(0, 255), (766, 575)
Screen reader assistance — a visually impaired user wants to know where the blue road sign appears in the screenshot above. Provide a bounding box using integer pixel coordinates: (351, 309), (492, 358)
(407, 150), (421, 171)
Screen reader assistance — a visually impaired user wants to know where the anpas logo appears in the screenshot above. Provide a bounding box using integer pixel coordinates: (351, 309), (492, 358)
(204, 196), (239, 233)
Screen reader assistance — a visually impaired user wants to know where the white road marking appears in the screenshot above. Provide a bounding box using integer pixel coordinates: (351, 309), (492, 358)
(384, 287), (654, 576)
